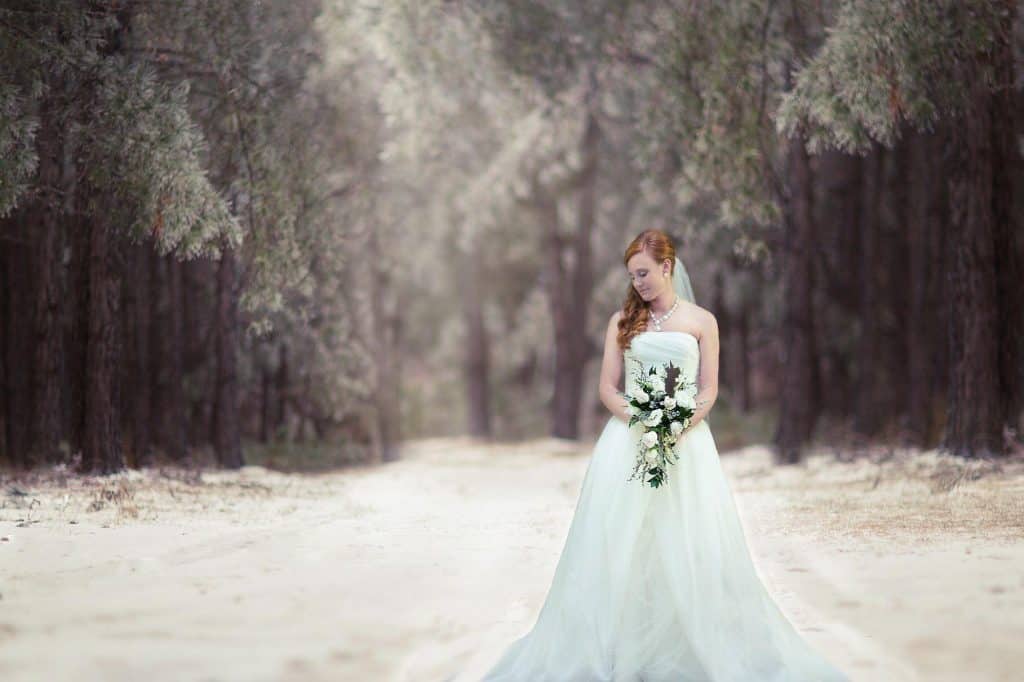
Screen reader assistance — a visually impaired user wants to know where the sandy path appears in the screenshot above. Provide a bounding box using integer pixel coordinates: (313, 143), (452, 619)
(1, 438), (1022, 681)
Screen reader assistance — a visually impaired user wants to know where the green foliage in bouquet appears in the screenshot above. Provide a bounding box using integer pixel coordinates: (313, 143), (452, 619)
(622, 361), (698, 489)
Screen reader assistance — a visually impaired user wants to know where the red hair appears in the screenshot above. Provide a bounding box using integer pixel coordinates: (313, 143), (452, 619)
(617, 229), (677, 351)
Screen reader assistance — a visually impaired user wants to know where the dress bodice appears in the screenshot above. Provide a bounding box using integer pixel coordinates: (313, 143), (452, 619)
(623, 331), (700, 397)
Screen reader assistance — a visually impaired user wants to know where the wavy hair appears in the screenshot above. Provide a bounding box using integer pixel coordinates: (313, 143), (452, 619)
(617, 229), (677, 351)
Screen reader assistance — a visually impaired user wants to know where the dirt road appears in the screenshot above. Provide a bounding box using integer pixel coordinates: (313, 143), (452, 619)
(2, 437), (1022, 681)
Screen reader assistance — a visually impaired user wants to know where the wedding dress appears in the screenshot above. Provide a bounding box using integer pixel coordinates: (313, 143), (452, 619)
(479, 330), (849, 681)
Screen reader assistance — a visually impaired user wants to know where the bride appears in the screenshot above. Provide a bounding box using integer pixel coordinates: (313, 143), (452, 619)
(478, 230), (849, 681)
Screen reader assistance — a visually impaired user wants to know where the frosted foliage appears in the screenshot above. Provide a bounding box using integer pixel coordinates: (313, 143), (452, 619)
(0, 0), (372, 431)
(458, 96), (591, 244)
(79, 63), (239, 258)
(321, 0), (539, 305)
(0, 2), (117, 219)
(321, 1), (810, 434)
(337, 0), (531, 169)
(0, 86), (38, 218)
(320, 0), (560, 423)
(776, 0), (1000, 154)
(638, 0), (788, 231)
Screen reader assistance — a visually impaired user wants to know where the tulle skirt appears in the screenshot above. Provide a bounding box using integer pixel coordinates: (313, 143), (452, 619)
(479, 416), (849, 682)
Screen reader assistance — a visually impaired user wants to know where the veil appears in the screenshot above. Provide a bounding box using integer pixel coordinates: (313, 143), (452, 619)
(671, 256), (696, 304)
(669, 255), (705, 425)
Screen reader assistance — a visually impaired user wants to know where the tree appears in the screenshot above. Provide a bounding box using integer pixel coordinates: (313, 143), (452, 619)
(640, 0), (828, 462)
(777, 0), (1023, 457)
(0, 1), (367, 473)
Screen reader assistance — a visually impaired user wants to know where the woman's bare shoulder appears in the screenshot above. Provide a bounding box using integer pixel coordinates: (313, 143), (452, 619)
(694, 304), (719, 336)
(680, 302), (717, 337)
(682, 300), (714, 321)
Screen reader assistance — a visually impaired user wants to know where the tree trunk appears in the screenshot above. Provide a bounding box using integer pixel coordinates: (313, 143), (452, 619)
(942, 53), (1007, 457)
(991, 3), (1024, 437)
(0, 225), (6, 464)
(80, 211), (124, 474)
(773, 130), (818, 464)
(880, 138), (912, 440)
(548, 109), (599, 440)
(184, 259), (212, 447)
(384, 288), (405, 451)
(147, 247), (165, 459)
(460, 240), (492, 438)
(853, 144), (885, 438)
(162, 255), (188, 460)
(260, 363), (272, 443)
(812, 150), (860, 420)
(737, 300), (752, 413)
(129, 243), (153, 466)
(29, 95), (66, 467)
(67, 208), (90, 460)
(1, 210), (33, 467)
(276, 343), (289, 438)
(367, 222), (400, 461)
(213, 246), (243, 468)
(906, 129), (948, 447)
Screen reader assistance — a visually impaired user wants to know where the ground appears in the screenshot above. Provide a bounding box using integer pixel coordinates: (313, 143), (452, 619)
(1, 438), (1022, 682)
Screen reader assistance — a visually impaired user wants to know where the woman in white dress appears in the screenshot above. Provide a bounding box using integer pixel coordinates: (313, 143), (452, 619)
(479, 229), (849, 681)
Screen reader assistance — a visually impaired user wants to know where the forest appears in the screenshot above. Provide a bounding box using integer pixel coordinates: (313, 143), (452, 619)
(1, 0), (1022, 475)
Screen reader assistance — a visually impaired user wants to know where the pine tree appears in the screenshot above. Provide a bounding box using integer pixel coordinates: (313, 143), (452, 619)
(777, 0), (1023, 457)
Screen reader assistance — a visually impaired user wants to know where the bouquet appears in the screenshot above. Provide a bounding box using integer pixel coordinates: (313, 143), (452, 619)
(621, 361), (697, 488)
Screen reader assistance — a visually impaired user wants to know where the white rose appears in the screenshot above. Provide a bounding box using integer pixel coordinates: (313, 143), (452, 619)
(630, 387), (650, 404)
(670, 420), (684, 437)
(641, 430), (659, 448)
(642, 409), (663, 427)
(628, 404), (641, 416)
(650, 376), (666, 394)
(675, 390), (696, 410)
(662, 396), (676, 410)
(644, 449), (660, 465)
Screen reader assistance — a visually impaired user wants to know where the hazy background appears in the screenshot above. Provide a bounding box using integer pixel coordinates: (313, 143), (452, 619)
(1, 0), (1022, 473)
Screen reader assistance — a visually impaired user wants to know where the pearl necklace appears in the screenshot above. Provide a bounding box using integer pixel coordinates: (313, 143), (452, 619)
(649, 296), (679, 331)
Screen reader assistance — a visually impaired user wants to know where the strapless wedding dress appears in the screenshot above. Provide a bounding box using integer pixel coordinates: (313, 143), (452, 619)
(479, 331), (848, 681)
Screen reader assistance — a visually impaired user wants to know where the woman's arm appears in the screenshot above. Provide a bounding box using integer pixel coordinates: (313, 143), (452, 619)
(598, 311), (631, 423)
(686, 310), (720, 428)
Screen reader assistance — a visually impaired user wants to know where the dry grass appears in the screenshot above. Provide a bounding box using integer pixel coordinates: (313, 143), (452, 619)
(4, 441), (1023, 544)
(0, 461), (349, 530)
(722, 444), (1024, 544)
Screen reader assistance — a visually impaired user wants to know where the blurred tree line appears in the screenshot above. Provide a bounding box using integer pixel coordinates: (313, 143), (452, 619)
(1, 0), (1021, 474)
(446, 0), (1024, 461)
(0, 0), (375, 473)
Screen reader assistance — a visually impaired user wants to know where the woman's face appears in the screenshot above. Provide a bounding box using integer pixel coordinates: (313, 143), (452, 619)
(626, 252), (671, 302)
